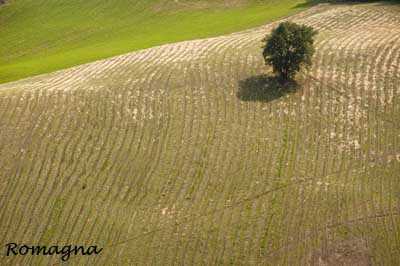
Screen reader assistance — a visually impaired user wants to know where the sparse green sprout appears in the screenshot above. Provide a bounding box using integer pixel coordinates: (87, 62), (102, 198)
(262, 22), (317, 81)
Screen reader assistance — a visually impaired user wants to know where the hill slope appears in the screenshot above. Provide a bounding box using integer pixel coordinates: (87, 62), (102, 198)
(0, 2), (400, 265)
(0, 0), (314, 84)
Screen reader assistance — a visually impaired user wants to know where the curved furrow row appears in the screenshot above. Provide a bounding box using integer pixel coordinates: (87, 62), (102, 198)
(75, 48), (181, 265)
(161, 35), (245, 264)
(202, 35), (258, 265)
(172, 36), (236, 266)
(0, 89), (56, 232)
(0, 92), (73, 265)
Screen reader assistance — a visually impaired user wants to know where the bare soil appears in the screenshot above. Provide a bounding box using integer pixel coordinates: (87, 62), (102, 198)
(313, 239), (371, 266)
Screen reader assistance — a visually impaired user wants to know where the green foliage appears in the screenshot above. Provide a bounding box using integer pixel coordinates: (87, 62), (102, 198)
(262, 22), (317, 80)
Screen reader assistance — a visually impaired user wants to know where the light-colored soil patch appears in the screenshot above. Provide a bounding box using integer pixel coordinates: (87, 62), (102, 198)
(313, 239), (371, 266)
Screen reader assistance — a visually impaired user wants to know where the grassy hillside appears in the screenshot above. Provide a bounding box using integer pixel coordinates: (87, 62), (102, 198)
(0, 0), (315, 84)
(0, 2), (399, 265)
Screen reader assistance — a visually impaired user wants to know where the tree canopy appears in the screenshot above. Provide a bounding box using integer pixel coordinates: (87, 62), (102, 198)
(262, 22), (317, 80)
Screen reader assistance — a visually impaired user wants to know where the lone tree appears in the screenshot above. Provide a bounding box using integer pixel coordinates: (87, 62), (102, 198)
(262, 22), (317, 81)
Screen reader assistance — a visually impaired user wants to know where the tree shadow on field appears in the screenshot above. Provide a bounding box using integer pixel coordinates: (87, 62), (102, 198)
(293, 0), (320, 9)
(237, 75), (298, 103)
(295, 0), (400, 8)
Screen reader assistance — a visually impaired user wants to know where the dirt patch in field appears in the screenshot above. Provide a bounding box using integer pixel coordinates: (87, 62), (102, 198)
(0, 0), (6, 6)
(312, 238), (371, 266)
(152, 0), (248, 13)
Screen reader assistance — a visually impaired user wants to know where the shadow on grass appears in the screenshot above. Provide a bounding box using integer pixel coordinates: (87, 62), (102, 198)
(295, 0), (400, 8)
(237, 75), (299, 103)
(293, 0), (321, 9)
